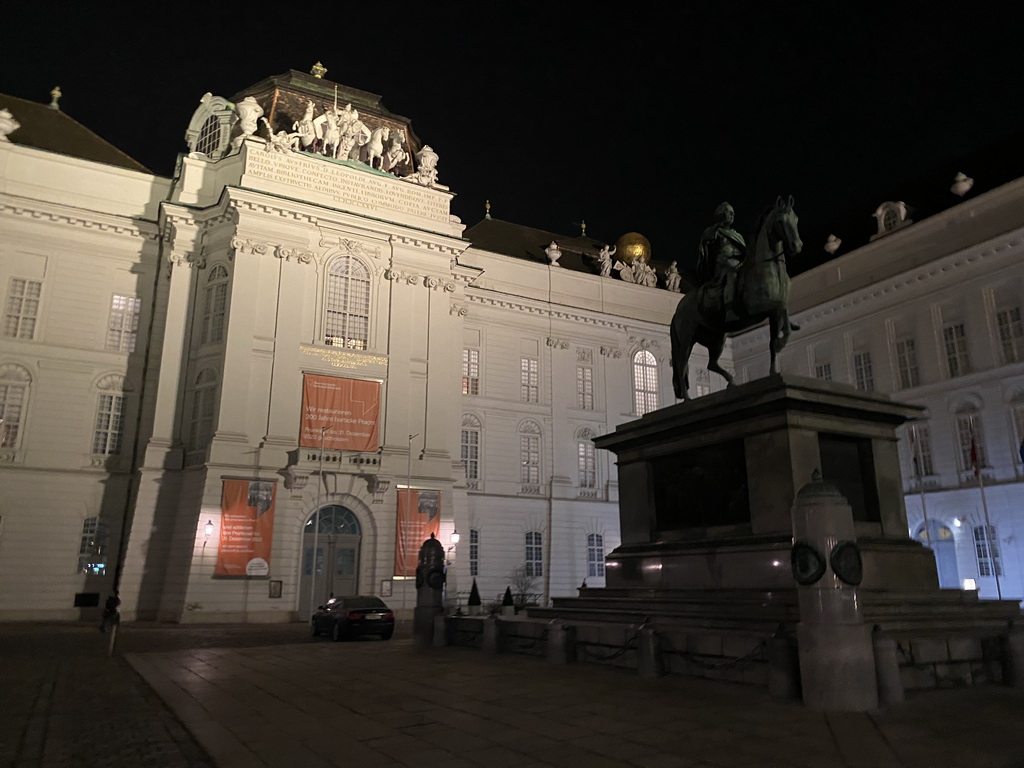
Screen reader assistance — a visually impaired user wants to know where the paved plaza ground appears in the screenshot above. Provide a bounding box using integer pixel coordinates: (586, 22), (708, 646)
(4, 621), (1024, 767)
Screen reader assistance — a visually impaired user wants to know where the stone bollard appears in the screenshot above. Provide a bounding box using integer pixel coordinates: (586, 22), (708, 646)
(767, 627), (800, 699)
(1000, 628), (1024, 687)
(872, 626), (905, 706)
(791, 471), (878, 711)
(636, 624), (664, 678)
(433, 613), (448, 647)
(413, 534), (446, 649)
(482, 615), (502, 654)
(546, 620), (577, 664)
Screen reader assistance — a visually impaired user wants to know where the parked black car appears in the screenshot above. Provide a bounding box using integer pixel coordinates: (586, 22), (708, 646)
(311, 596), (395, 641)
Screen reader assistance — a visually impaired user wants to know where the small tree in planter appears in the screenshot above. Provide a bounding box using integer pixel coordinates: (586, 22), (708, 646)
(506, 565), (539, 612)
(467, 579), (482, 616)
(501, 586), (515, 615)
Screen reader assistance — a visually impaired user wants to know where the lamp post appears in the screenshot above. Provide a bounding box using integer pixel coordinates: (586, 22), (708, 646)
(308, 426), (326, 618)
(446, 529), (460, 613)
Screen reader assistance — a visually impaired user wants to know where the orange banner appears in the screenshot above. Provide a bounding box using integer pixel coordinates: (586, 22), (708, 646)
(394, 489), (441, 577)
(215, 479), (276, 577)
(300, 374), (380, 452)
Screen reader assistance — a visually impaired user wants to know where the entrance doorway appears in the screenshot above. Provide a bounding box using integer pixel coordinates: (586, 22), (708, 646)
(916, 520), (960, 589)
(298, 505), (362, 617)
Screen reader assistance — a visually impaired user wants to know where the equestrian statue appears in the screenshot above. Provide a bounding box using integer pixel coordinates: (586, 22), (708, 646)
(670, 196), (803, 400)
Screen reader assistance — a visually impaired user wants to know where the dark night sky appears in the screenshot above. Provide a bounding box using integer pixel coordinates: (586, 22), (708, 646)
(4, 3), (1024, 277)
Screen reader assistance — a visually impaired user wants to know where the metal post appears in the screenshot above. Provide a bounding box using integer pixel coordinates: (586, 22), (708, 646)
(308, 426), (326, 618)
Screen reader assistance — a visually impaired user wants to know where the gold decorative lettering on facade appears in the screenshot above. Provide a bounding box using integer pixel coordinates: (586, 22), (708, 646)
(244, 152), (450, 223)
(301, 345), (388, 369)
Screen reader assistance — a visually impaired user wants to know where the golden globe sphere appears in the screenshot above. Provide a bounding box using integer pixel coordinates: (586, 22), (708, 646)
(614, 232), (651, 264)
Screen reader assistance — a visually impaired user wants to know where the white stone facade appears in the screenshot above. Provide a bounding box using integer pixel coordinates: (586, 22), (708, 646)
(732, 178), (1024, 604)
(0, 82), (722, 621)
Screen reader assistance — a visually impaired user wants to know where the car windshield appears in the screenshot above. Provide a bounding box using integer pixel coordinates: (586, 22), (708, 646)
(345, 597), (387, 609)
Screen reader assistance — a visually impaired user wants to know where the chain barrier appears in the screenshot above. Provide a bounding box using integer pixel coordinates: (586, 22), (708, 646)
(659, 628), (777, 671)
(579, 628), (641, 662)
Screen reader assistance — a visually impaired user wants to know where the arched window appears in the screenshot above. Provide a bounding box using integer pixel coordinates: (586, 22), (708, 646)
(201, 264), (229, 344)
(325, 256), (371, 349)
(461, 414), (481, 487)
(0, 364), (31, 449)
(632, 350), (659, 416)
(195, 115), (223, 158)
(576, 427), (597, 490)
(189, 368), (218, 451)
(92, 374), (129, 455)
(304, 505), (361, 536)
(525, 531), (543, 577)
(78, 517), (110, 575)
(587, 533), (605, 578)
(518, 420), (541, 489)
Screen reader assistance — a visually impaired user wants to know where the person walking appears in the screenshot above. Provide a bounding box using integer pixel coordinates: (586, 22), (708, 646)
(99, 590), (120, 632)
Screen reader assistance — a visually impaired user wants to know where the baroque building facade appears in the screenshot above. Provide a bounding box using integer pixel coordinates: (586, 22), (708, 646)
(732, 179), (1024, 604)
(0, 71), (712, 622)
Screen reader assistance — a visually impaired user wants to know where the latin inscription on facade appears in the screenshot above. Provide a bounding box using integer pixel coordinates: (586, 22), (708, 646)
(301, 345), (388, 370)
(244, 152), (450, 224)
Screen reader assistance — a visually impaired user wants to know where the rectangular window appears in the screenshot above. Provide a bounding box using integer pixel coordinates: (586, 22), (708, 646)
(996, 307), (1024, 365)
(956, 414), (987, 471)
(578, 441), (596, 489)
(1013, 405), (1024, 465)
(895, 338), (920, 389)
(520, 434), (540, 484)
(576, 366), (594, 410)
(202, 281), (228, 344)
(973, 525), (1003, 577)
(520, 357), (538, 403)
(0, 381), (26, 448)
(462, 349), (480, 395)
(853, 352), (874, 392)
(943, 323), (970, 378)
(910, 423), (934, 477)
(469, 529), (479, 577)
(587, 533), (605, 578)
(815, 363), (832, 381)
(92, 394), (125, 455)
(106, 295), (141, 352)
(3, 278), (42, 340)
(461, 427), (479, 481)
(525, 531), (543, 577)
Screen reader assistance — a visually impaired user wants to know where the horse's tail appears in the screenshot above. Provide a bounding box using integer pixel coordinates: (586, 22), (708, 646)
(669, 302), (688, 400)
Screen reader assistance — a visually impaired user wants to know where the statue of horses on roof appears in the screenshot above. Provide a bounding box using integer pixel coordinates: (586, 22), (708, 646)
(670, 195), (803, 400)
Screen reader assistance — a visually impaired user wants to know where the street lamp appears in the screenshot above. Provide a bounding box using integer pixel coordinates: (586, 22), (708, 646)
(204, 520), (214, 539)
(447, 529), (461, 614)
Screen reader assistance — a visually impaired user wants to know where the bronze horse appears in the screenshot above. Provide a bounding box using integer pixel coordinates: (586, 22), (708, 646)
(670, 196), (803, 399)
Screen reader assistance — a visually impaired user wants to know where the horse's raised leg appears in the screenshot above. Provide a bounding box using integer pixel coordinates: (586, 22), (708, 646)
(769, 314), (783, 374)
(705, 332), (735, 388)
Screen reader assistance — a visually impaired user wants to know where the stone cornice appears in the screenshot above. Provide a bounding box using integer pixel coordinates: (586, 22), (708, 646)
(2, 202), (158, 240)
(465, 294), (630, 331)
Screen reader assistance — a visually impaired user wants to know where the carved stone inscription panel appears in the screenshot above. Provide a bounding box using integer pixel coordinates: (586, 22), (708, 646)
(244, 151), (450, 223)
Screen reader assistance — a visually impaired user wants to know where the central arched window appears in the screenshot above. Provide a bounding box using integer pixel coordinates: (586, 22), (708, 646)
(325, 256), (370, 349)
(632, 350), (659, 415)
(304, 505), (361, 536)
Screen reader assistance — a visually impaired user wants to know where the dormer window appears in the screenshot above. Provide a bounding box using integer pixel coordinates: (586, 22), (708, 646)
(871, 201), (912, 240)
(184, 93), (235, 160)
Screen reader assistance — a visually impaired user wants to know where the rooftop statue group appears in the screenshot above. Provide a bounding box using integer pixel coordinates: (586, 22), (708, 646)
(228, 95), (439, 186)
(670, 196), (803, 400)
(592, 244), (681, 291)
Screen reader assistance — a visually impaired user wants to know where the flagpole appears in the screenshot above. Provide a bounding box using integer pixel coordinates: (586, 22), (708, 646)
(972, 432), (1002, 600)
(308, 426), (326, 618)
(912, 424), (932, 547)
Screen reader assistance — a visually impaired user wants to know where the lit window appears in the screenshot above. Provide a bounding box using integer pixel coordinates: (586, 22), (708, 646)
(895, 338), (920, 389)
(469, 529), (479, 577)
(956, 411), (987, 472)
(0, 364), (31, 448)
(189, 369), (218, 451)
(632, 350), (658, 415)
(78, 517), (110, 575)
(201, 265), (229, 344)
(853, 351), (874, 392)
(943, 323), (970, 378)
(3, 278), (42, 340)
(106, 295), (141, 352)
(996, 307), (1024, 365)
(576, 366), (594, 409)
(92, 394), (126, 455)
(520, 357), (539, 403)
(325, 256), (370, 349)
(973, 525), (1002, 577)
(587, 533), (605, 578)
(462, 348), (480, 395)
(525, 531), (543, 577)
(461, 414), (481, 485)
(519, 420), (541, 487)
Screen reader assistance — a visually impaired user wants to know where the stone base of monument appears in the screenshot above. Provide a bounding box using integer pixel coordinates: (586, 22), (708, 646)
(524, 375), (1022, 708)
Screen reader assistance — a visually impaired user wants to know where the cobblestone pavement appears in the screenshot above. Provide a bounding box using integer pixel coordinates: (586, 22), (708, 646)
(5, 621), (1024, 767)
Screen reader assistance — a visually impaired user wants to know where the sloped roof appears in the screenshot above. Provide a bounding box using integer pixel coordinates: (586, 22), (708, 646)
(0, 93), (149, 173)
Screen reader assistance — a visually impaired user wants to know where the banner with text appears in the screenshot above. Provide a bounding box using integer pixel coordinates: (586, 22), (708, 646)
(215, 479), (276, 577)
(300, 374), (380, 452)
(394, 489), (441, 577)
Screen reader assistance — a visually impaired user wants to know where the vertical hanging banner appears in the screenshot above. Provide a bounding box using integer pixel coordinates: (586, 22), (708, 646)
(215, 479), (276, 577)
(300, 374), (380, 452)
(394, 489), (441, 577)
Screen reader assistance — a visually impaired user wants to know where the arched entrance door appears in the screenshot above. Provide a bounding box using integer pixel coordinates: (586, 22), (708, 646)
(298, 506), (361, 617)
(916, 521), (960, 589)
